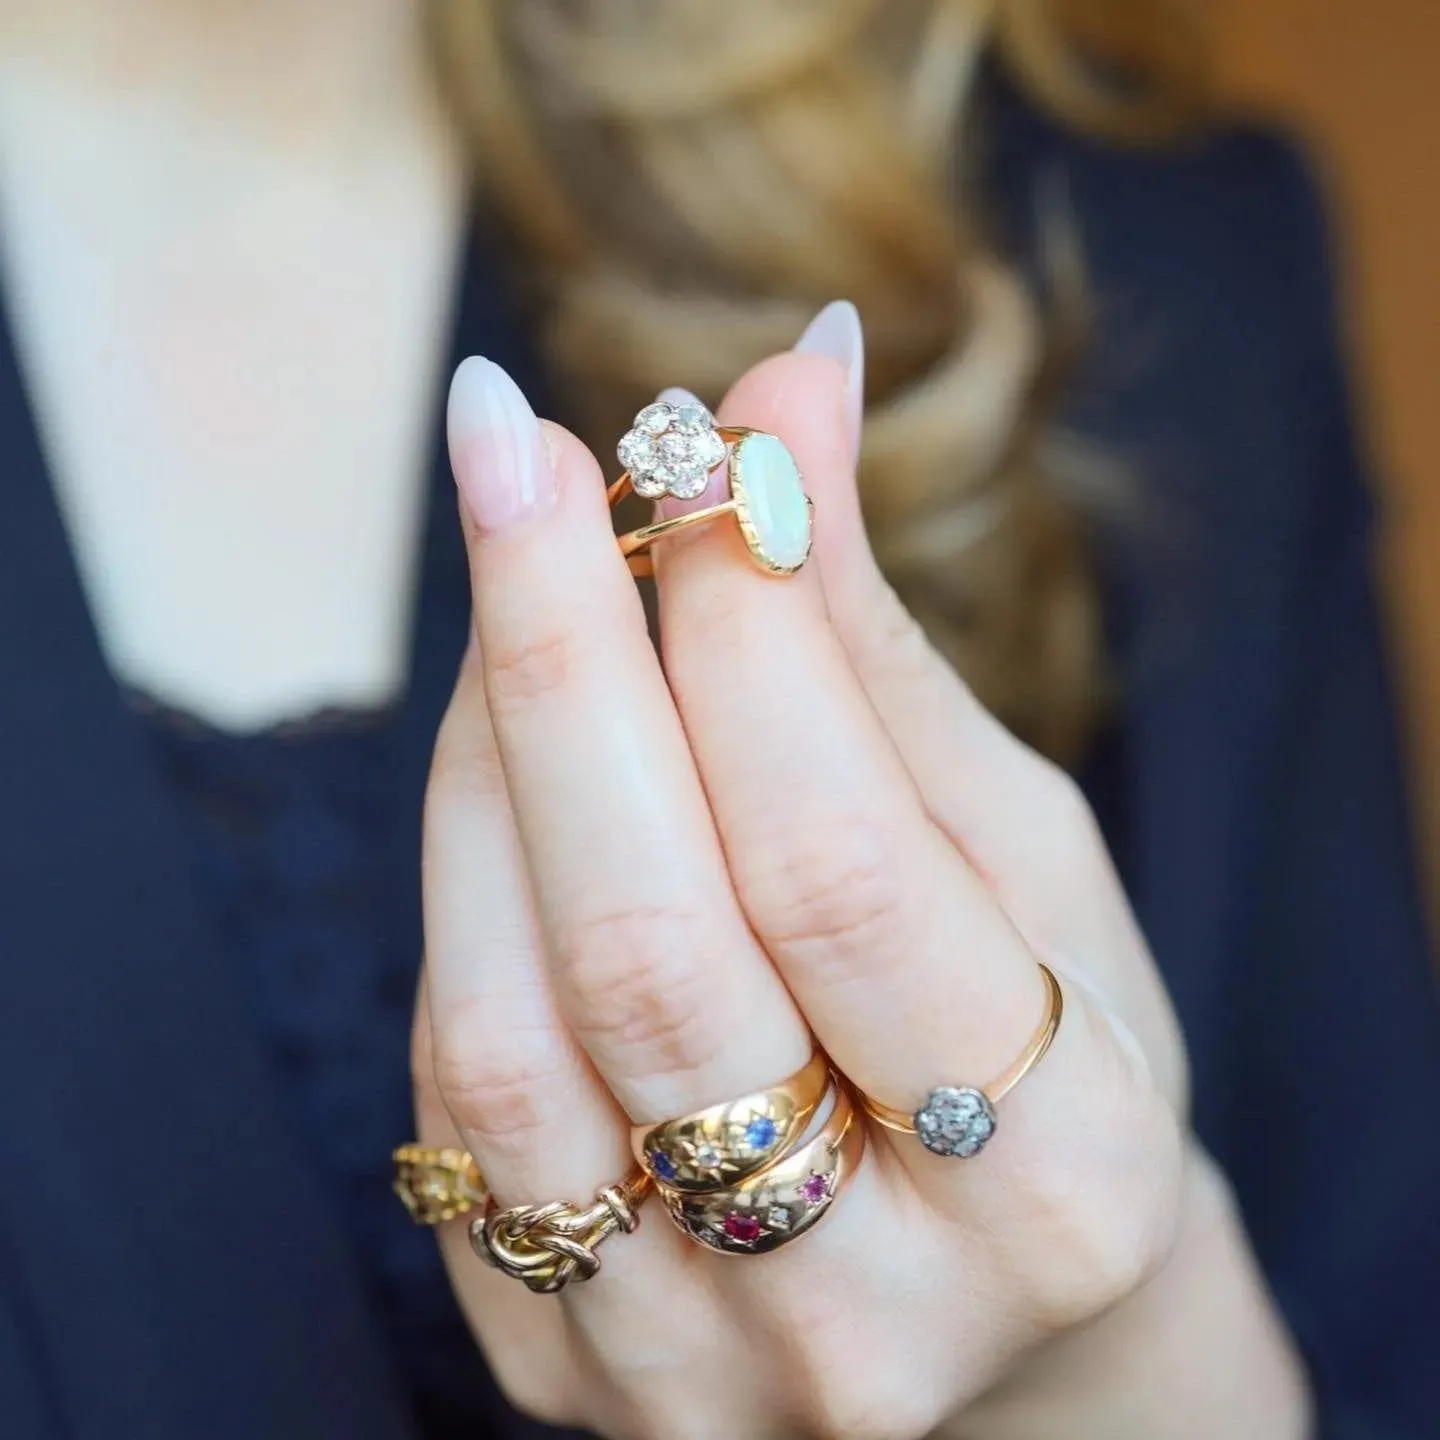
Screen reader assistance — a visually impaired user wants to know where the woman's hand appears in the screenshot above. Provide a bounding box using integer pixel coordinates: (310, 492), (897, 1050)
(413, 315), (1310, 1439)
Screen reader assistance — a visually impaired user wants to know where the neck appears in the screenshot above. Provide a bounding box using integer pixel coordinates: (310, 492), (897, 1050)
(0, 0), (434, 140)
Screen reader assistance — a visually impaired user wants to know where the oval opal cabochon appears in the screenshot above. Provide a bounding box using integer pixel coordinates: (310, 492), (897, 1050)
(730, 432), (811, 573)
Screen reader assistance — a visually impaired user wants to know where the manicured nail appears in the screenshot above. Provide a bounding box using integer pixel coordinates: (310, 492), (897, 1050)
(658, 385), (702, 408)
(794, 299), (864, 457)
(447, 356), (554, 532)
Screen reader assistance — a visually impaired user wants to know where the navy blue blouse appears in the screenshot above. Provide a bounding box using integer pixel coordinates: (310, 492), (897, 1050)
(0, 89), (1437, 1440)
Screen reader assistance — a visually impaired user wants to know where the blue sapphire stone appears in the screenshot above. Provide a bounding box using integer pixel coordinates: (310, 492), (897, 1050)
(649, 1149), (678, 1181)
(744, 1116), (778, 1151)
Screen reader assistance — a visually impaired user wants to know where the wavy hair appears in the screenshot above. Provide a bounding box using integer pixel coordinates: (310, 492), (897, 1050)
(429, 0), (1209, 760)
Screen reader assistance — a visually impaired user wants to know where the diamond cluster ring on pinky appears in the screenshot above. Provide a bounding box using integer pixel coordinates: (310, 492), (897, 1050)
(610, 400), (813, 578)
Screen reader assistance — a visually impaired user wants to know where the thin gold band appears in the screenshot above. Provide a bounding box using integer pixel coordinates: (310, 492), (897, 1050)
(859, 963), (1064, 1133)
(616, 499), (740, 573)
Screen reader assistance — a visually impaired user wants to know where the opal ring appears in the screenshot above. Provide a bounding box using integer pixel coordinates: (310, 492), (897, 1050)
(392, 1144), (488, 1225)
(858, 963), (1064, 1158)
(610, 400), (813, 577)
(470, 1169), (652, 1295)
(660, 1081), (866, 1255)
(632, 1050), (830, 1193)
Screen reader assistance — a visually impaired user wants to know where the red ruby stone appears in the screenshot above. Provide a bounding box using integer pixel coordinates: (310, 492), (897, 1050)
(723, 1211), (762, 1244)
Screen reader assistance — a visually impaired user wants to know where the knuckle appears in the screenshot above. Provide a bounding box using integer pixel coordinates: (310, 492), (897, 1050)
(485, 625), (577, 709)
(1019, 1091), (1182, 1328)
(430, 1011), (572, 1150)
(556, 903), (719, 1071)
(1035, 759), (1104, 863)
(425, 716), (506, 829)
(858, 580), (940, 683)
(801, 1358), (945, 1440)
(491, 1364), (577, 1433)
(741, 819), (906, 964)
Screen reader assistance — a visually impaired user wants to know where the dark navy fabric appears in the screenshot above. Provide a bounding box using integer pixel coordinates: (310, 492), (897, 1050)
(1, 91), (1438, 1439)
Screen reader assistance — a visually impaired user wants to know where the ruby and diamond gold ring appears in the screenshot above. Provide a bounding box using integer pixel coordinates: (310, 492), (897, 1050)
(660, 1081), (865, 1256)
(610, 400), (813, 578)
(635, 1051), (866, 1256)
(859, 962), (1064, 1158)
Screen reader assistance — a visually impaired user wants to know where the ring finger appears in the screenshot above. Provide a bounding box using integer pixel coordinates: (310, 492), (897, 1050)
(651, 354), (1093, 1192)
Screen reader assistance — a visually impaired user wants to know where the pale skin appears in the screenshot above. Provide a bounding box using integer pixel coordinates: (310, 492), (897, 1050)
(2, 1), (1311, 1434)
(420, 343), (1312, 1438)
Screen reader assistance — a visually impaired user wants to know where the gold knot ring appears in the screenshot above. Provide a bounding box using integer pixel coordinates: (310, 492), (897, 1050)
(470, 1171), (652, 1294)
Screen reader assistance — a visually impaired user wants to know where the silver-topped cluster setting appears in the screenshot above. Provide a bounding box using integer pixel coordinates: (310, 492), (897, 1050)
(617, 400), (729, 501)
(913, 1086), (997, 1159)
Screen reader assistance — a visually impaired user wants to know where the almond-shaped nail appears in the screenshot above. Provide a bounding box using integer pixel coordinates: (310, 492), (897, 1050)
(447, 356), (554, 532)
(794, 299), (864, 457)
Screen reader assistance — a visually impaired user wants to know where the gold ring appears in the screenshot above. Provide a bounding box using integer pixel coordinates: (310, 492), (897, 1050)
(611, 400), (813, 578)
(632, 1050), (830, 1192)
(471, 1170), (652, 1295)
(858, 963), (1064, 1158)
(660, 1081), (866, 1255)
(392, 1144), (488, 1225)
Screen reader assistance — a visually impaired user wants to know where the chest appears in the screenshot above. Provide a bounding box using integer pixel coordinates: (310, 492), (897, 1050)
(0, 67), (464, 727)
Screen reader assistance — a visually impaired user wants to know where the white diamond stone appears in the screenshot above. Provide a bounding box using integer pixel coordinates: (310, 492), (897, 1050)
(633, 467), (669, 499)
(913, 1086), (996, 1159)
(617, 429), (657, 475)
(694, 1143), (721, 1171)
(658, 432), (695, 465)
(667, 463), (709, 500)
(674, 401), (712, 432)
(731, 432), (811, 573)
(696, 429), (728, 470)
(635, 402), (674, 436)
(765, 1206), (792, 1231)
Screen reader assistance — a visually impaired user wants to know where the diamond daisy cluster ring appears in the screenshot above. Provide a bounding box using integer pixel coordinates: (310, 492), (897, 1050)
(859, 963), (1064, 1158)
(610, 400), (814, 578)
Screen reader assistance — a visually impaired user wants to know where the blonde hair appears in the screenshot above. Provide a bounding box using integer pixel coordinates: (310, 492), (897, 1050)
(430, 0), (1210, 760)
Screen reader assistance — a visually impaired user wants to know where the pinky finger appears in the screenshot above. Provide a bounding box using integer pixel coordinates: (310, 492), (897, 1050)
(421, 635), (630, 1207)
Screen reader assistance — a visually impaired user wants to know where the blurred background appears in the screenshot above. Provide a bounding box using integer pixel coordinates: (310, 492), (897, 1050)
(1217, 0), (1440, 922)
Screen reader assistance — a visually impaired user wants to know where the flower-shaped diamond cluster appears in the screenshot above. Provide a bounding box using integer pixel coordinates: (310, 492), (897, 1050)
(617, 400), (728, 500)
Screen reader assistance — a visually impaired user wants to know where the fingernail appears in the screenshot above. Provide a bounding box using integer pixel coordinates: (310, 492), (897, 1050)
(447, 356), (554, 532)
(794, 299), (864, 457)
(657, 385), (702, 408)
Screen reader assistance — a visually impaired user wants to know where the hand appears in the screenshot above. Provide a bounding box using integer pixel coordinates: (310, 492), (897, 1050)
(413, 317), (1308, 1438)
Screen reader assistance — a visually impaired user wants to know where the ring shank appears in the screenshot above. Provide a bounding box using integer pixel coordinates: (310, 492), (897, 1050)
(860, 963), (1064, 1133)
